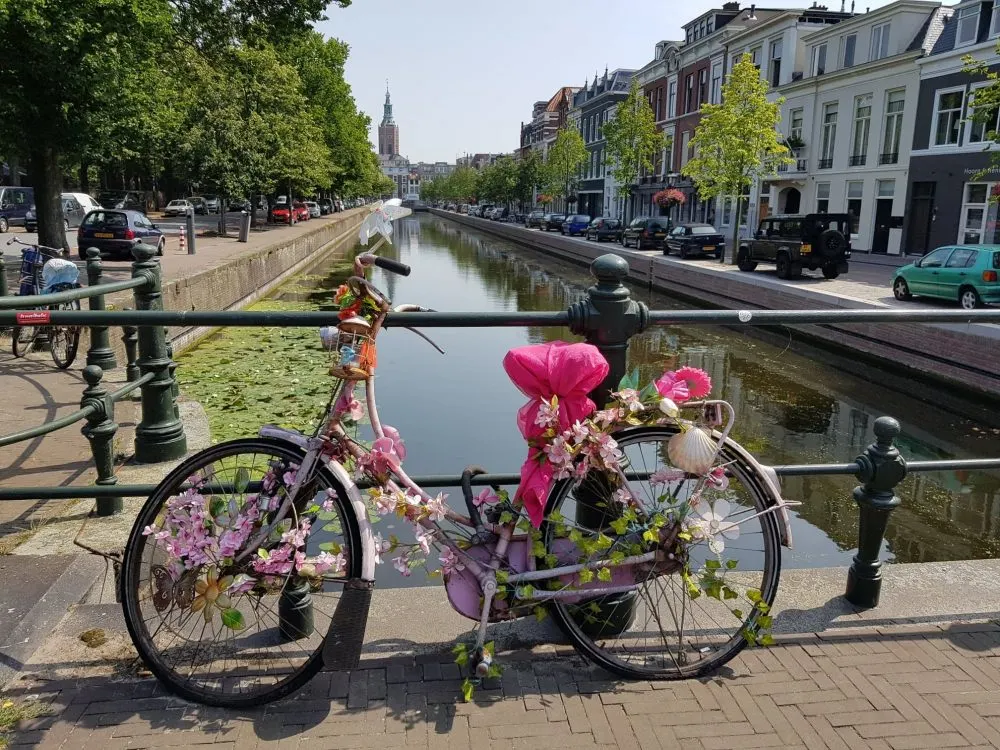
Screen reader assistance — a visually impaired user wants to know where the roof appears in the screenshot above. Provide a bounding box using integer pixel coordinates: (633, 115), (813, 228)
(546, 86), (578, 112)
(909, 5), (953, 54)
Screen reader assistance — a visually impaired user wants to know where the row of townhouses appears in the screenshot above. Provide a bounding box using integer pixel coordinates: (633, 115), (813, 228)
(520, 0), (1000, 256)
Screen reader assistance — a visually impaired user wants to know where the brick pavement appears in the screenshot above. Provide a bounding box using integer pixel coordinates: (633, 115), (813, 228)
(4, 620), (1000, 749)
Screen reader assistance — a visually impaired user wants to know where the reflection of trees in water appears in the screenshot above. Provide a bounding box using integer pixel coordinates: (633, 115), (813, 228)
(274, 214), (1000, 565)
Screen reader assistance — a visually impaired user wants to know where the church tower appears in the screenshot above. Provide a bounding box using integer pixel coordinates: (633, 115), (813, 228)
(378, 82), (400, 156)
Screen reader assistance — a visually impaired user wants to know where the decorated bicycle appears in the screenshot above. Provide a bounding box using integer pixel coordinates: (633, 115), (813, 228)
(121, 198), (796, 707)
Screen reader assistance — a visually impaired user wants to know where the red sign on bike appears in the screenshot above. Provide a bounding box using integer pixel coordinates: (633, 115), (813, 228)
(15, 310), (50, 325)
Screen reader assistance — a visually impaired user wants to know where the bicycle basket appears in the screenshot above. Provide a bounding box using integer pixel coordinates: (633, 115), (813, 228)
(321, 316), (377, 380)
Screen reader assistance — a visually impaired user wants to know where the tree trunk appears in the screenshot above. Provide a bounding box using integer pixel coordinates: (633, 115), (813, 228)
(79, 162), (90, 194)
(728, 197), (743, 265)
(9, 155), (21, 186)
(31, 147), (67, 253)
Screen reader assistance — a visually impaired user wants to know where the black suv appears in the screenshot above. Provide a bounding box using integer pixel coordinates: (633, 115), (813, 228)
(738, 213), (851, 279)
(621, 217), (671, 250)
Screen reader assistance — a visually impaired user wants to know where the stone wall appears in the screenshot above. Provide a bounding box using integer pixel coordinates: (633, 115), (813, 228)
(434, 210), (1000, 399)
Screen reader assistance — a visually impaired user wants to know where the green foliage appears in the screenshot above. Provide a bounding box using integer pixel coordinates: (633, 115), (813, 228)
(682, 54), (792, 261)
(477, 157), (518, 204)
(602, 78), (668, 217)
(963, 47), (1000, 179)
(515, 150), (544, 205)
(542, 127), (587, 203)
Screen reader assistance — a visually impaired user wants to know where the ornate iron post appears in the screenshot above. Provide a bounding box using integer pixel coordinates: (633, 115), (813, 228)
(566, 253), (650, 636)
(845, 416), (907, 608)
(165, 333), (180, 418)
(122, 312), (140, 384)
(132, 243), (187, 463)
(0, 255), (8, 334)
(80, 365), (121, 516)
(85, 248), (117, 370)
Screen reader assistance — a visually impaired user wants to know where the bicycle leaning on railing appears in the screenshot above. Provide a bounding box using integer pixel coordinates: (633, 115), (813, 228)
(7, 237), (82, 368)
(119, 244), (799, 708)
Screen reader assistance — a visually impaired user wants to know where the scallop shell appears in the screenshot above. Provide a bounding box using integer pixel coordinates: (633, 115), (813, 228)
(338, 316), (372, 335)
(667, 427), (718, 476)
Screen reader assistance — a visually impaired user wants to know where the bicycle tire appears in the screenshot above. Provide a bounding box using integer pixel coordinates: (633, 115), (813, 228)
(121, 437), (362, 708)
(49, 300), (81, 369)
(12, 320), (39, 358)
(539, 424), (781, 681)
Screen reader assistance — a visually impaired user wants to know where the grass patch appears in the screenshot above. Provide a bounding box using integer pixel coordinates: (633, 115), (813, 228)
(0, 699), (53, 748)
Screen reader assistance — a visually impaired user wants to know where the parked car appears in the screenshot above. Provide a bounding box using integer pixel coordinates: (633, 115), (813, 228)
(64, 192), (101, 212)
(187, 196), (209, 215)
(77, 209), (164, 260)
(0, 186), (33, 232)
(163, 199), (194, 217)
(305, 201), (321, 218)
(738, 213), (851, 280)
(318, 198), (333, 215)
(561, 214), (591, 237)
(202, 195), (221, 214)
(413, 200), (429, 212)
(664, 223), (726, 259)
(525, 210), (546, 228)
(621, 217), (670, 249)
(24, 195), (87, 232)
(585, 217), (622, 242)
(334, 199), (344, 212)
(293, 201), (310, 221)
(892, 245), (1000, 310)
(542, 213), (567, 232)
(97, 191), (145, 213)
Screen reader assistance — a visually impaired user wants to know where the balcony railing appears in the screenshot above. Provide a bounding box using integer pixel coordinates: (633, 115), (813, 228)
(849, 154), (867, 167)
(879, 152), (898, 165)
(817, 158), (833, 169)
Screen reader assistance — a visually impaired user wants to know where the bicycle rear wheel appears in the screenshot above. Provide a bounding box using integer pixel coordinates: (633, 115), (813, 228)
(121, 438), (361, 707)
(49, 300), (81, 369)
(539, 425), (781, 680)
(12, 318), (40, 358)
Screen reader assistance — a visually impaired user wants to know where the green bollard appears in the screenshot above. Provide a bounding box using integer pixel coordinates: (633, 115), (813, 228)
(131, 243), (187, 463)
(80, 365), (121, 516)
(85, 248), (118, 370)
(566, 254), (650, 637)
(845, 416), (907, 608)
(121, 313), (140, 384)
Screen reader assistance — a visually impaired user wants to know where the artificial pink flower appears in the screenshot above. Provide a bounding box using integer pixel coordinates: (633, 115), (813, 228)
(440, 547), (465, 575)
(333, 387), (365, 422)
(655, 372), (691, 402)
(322, 488), (338, 513)
(650, 468), (687, 484)
(393, 554), (411, 577)
(473, 488), (499, 508)
(373, 533), (391, 564)
(382, 425), (407, 461)
(674, 366), (712, 400)
(614, 388), (644, 413)
(414, 526), (434, 555)
(424, 493), (448, 522)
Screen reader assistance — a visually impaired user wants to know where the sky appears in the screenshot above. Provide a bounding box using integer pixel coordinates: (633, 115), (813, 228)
(318, 0), (911, 163)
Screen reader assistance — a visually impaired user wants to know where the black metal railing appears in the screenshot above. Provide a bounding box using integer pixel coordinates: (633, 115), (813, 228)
(879, 151), (899, 165)
(2, 249), (999, 609)
(817, 158), (834, 169)
(849, 154), (867, 166)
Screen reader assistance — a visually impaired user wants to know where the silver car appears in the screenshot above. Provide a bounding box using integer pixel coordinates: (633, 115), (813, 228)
(24, 194), (87, 232)
(305, 201), (321, 218)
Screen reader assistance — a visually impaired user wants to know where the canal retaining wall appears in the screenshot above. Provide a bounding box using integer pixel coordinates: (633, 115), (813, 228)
(433, 210), (1000, 399)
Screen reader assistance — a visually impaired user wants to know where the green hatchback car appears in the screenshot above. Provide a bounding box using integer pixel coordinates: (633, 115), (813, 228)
(892, 245), (1000, 310)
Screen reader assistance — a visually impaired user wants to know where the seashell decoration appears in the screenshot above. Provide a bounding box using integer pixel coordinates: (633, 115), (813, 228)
(667, 427), (718, 476)
(338, 316), (372, 336)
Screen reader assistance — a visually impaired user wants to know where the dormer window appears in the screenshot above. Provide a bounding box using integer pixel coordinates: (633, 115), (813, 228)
(870, 23), (891, 60)
(956, 5), (979, 47)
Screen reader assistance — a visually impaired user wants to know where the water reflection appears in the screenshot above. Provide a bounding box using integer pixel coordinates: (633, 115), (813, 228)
(283, 214), (1000, 574)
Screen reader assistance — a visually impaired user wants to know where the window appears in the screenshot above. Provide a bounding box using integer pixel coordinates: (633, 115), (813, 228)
(850, 94), (872, 166)
(816, 183), (831, 213)
(680, 130), (691, 167)
(722, 197), (733, 225)
(969, 85), (1000, 143)
(789, 109), (804, 141)
(956, 5), (979, 47)
(769, 39), (782, 87)
(993, 0), (1000, 37)
(685, 74), (694, 113)
(870, 23), (890, 61)
(881, 89), (905, 164)
(710, 62), (723, 103)
(699, 68), (708, 104)
(751, 46), (762, 70)
(842, 33), (857, 67)
(846, 181), (863, 235)
(933, 89), (964, 146)
(959, 183), (1000, 244)
(920, 246), (953, 268)
(668, 80), (677, 117)
(820, 102), (838, 168)
(877, 179), (895, 198)
(811, 43), (827, 76)
(946, 248), (978, 268)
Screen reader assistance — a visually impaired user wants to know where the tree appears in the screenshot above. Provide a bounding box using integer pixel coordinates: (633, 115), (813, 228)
(446, 166), (479, 204)
(682, 54), (792, 263)
(603, 78), (668, 224)
(964, 48), (1000, 178)
(478, 157), (517, 205)
(543, 127), (587, 213)
(515, 150), (543, 210)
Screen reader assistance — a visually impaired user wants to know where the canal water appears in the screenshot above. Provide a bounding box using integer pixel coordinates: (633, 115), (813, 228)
(180, 213), (1000, 587)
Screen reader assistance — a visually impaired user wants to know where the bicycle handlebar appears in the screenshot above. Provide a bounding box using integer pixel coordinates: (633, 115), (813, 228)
(372, 256), (411, 276)
(5, 237), (65, 256)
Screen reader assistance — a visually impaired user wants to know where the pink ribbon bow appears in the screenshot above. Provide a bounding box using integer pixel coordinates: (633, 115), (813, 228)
(502, 341), (609, 527)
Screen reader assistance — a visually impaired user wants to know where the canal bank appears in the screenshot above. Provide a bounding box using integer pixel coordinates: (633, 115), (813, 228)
(433, 210), (1000, 399)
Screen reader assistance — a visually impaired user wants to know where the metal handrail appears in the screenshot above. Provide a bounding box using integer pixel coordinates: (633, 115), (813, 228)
(0, 307), (998, 327)
(0, 276), (148, 308)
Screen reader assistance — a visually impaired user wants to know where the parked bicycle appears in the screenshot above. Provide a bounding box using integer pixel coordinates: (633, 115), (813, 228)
(7, 237), (82, 368)
(120, 205), (795, 708)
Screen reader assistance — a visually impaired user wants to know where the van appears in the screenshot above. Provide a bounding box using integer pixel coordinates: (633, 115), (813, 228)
(0, 186), (35, 232)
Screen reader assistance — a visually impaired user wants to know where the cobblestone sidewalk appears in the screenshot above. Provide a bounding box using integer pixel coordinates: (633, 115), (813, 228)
(5, 620), (1000, 749)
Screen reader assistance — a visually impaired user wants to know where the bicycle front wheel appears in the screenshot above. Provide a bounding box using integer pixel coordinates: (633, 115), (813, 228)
(540, 425), (781, 680)
(49, 300), (81, 369)
(121, 438), (362, 708)
(11, 318), (39, 358)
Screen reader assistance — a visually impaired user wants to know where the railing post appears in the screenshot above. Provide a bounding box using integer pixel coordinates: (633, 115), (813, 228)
(85, 248), (118, 370)
(122, 311), (140, 384)
(185, 211), (196, 255)
(0, 255), (8, 334)
(165, 332), (180, 418)
(80, 365), (121, 516)
(565, 253), (649, 637)
(132, 243), (187, 463)
(845, 416), (907, 608)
